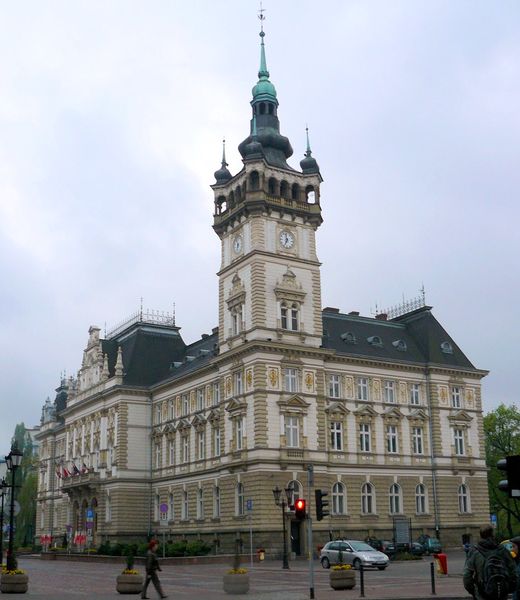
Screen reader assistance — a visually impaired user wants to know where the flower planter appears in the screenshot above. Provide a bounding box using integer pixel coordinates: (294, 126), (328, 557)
(223, 573), (250, 595)
(116, 573), (144, 594)
(329, 569), (356, 590)
(0, 573), (29, 594)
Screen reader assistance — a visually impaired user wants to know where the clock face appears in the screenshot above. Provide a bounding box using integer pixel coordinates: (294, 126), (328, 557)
(279, 230), (295, 249)
(233, 235), (243, 253)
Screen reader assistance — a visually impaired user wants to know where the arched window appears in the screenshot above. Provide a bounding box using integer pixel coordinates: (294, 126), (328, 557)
(415, 484), (427, 515)
(389, 483), (402, 514)
(268, 177), (277, 195)
(259, 102), (266, 115)
(287, 480), (302, 506)
(236, 482), (245, 516)
(332, 482), (346, 515)
(268, 104), (274, 115)
(216, 196), (227, 215)
(361, 482), (375, 515)
(291, 183), (300, 200)
(458, 484), (470, 514)
(306, 185), (316, 203)
(280, 181), (289, 198)
(197, 488), (204, 519)
(213, 486), (221, 518)
(228, 191), (235, 209)
(249, 171), (260, 190)
(182, 490), (189, 520)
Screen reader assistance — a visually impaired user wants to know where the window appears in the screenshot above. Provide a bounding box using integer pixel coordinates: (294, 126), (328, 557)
(330, 421), (343, 451)
(168, 439), (175, 465)
(412, 427), (424, 455)
(389, 483), (402, 514)
(232, 305), (243, 336)
(155, 405), (161, 424)
(386, 425), (398, 454)
(168, 399), (174, 420)
(236, 482), (245, 516)
(458, 484), (470, 513)
(332, 482), (346, 515)
(182, 491), (189, 520)
(454, 429), (465, 456)
(285, 416), (299, 447)
(451, 386), (461, 408)
(383, 381), (395, 403)
(367, 335), (383, 347)
(182, 394), (189, 416)
(155, 442), (161, 469)
(410, 384), (420, 405)
(213, 486), (221, 518)
(182, 434), (190, 463)
(169, 493), (174, 521)
(415, 484), (427, 514)
(197, 489), (204, 519)
(154, 494), (160, 521)
(197, 430), (205, 460)
(213, 426), (221, 457)
(357, 378), (368, 401)
(361, 482), (375, 514)
(235, 418), (244, 450)
(441, 341), (453, 354)
(234, 372), (243, 395)
(359, 423), (371, 452)
(281, 302), (299, 331)
(287, 480), (302, 506)
(213, 382), (220, 405)
(284, 368), (298, 393)
(197, 388), (204, 411)
(329, 374), (341, 398)
(106, 493), (112, 522)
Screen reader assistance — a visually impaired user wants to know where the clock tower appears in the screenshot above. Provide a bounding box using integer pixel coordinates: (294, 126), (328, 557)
(212, 25), (323, 354)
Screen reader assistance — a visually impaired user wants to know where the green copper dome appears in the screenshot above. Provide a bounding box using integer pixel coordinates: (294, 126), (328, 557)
(251, 30), (278, 105)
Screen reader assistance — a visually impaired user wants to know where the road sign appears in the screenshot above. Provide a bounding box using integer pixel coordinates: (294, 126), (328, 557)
(160, 503), (168, 514)
(86, 521), (94, 529)
(246, 499), (253, 511)
(86, 509), (94, 519)
(490, 513), (497, 528)
(4, 500), (21, 517)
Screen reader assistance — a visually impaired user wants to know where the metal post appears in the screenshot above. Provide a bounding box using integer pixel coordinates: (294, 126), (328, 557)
(249, 511), (253, 569)
(430, 561), (436, 595)
(7, 468), (17, 571)
(282, 500), (289, 569)
(0, 483), (5, 568)
(359, 563), (365, 598)
(307, 464), (314, 599)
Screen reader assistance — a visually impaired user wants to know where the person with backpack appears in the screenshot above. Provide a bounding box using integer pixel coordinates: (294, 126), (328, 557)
(463, 524), (517, 600)
(511, 536), (520, 600)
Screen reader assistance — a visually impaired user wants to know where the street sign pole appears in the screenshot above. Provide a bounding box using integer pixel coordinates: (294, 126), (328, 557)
(307, 464), (315, 600)
(246, 499), (253, 568)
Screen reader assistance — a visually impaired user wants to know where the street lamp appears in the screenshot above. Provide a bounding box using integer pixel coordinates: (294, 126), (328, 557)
(5, 442), (23, 571)
(0, 477), (7, 568)
(272, 485), (294, 570)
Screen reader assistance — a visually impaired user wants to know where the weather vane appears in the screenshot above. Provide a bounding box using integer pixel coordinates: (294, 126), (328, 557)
(258, 2), (266, 32)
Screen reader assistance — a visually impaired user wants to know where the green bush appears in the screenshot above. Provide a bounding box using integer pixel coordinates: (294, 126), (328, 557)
(166, 541), (187, 557)
(185, 540), (211, 556)
(97, 541), (111, 555)
(137, 542), (149, 557)
(109, 543), (124, 556)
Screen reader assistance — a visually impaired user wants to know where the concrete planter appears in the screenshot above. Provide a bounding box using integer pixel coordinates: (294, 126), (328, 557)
(223, 573), (250, 595)
(329, 568), (356, 590)
(0, 573), (29, 594)
(116, 573), (144, 594)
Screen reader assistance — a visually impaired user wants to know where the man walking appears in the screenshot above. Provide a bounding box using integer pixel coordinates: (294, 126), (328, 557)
(463, 524), (517, 599)
(141, 540), (167, 599)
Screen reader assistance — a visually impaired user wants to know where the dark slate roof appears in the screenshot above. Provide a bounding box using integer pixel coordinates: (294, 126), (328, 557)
(162, 332), (219, 381)
(322, 306), (476, 370)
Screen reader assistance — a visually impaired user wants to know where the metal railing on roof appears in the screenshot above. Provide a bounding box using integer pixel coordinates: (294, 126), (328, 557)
(106, 308), (176, 339)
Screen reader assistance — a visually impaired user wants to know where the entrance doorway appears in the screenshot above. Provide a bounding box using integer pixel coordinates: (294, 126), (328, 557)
(290, 521), (302, 556)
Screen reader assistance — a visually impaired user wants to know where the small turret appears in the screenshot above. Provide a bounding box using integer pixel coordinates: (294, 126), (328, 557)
(214, 139), (232, 184)
(300, 127), (320, 174)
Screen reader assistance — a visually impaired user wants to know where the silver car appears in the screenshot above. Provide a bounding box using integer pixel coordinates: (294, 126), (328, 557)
(320, 539), (390, 570)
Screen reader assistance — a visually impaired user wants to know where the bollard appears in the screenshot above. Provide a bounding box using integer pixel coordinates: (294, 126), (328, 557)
(430, 561), (436, 595)
(359, 563), (365, 598)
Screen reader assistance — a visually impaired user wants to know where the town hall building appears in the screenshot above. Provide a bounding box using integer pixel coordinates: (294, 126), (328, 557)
(35, 23), (489, 557)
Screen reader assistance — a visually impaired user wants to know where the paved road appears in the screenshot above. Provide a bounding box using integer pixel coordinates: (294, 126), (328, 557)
(4, 551), (470, 599)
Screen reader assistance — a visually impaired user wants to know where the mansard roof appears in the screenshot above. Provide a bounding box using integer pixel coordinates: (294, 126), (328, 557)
(322, 306), (478, 372)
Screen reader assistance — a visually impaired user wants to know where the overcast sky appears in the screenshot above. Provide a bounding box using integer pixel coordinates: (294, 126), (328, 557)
(0, 1), (518, 448)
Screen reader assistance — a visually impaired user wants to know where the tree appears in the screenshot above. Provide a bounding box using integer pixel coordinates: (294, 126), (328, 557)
(483, 404), (520, 538)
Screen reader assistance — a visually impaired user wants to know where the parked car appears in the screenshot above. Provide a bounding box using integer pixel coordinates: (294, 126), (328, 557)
(380, 540), (396, 557)
(416, 535), (442, 554)
(320, 540), (390, 570)
(410, 542), (426, 556)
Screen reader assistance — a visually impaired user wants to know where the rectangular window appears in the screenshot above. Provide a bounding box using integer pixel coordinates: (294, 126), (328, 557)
(168, 439), (175, 465)
(235, 418), (244, 450)
(182, 491), (189, 520)
(182, 394), (189, 416)
(197, 431), (205, 460)
(155, 405), (161, 424)
(168, 399), (174, 420)
(410, 384), (420, 405)
(182, 435), (189, 463)
(197, 489), (204, 519)
(329, 374), (341, 398)
(197, 388), (204, 411)
(412, 427), (424, 454)
(213, 487), (221, 518)
(357, 378), (368, 401)
(359, 423), (371, 452)
(386, 425), (398, 453)
(234, 372), (243, 395)
(383, 380), (395, 403)
(285, 416), (299, 448)
(284, 368), (298, 393)
(454, 429), (465, 455)
(451, 386), (461, 408)
(155, 442), (161, 469)
(214, 427), (221, 457)
(330, 421), (343, 451)
(213, 382), (220, 405)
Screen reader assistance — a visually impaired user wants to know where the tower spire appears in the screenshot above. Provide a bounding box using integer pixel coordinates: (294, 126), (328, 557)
(213, 138), (232, 184)
(258, 3), (269, 79)
(300, 125), (320, 174)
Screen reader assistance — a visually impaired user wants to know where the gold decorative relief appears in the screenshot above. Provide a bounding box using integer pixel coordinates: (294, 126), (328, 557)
(466, 388), (475, 408)
(439, 386), (449, 406)
(268, 368), (279, 389)
(373, 379), (381, 400)
(345, 376), (354, 399)
(225, 377), (232, 397)
(246, 369), (253, 390)
(304, 372), (314, 392)
(399, 382), (407, 403)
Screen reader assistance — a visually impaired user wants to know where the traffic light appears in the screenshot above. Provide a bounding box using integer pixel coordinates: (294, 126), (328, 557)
(315, 489), (329, 521)
(294, 498), (306, 520)
(497, 455), (520, 498)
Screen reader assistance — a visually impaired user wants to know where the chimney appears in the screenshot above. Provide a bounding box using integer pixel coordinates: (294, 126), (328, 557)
(348, 311), (360, 316)
(376, 313), (388, 321)
(323, 307), (340, 313)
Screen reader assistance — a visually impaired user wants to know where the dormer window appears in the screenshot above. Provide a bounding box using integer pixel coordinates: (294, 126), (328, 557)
(441, 341), (453, 354)
(341, 332), (356, 344)
(367, 335), (383, 347)
(392, 339), (407, 352)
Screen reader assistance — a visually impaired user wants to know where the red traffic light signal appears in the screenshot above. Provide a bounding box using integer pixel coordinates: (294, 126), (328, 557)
(295, 498), (306, 520)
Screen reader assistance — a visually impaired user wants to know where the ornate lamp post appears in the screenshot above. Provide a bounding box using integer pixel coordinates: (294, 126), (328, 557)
(5, 443), (23, 571)
(272, 485), (294, 570)
(0, 477), (7, 568)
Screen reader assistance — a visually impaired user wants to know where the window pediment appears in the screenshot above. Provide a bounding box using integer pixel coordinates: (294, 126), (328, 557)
(274, 267), (306, 303)
(177, 418), (191, 431)
(191, 414), (207, 429)
(406, 409), (428, 422)
(163, 423), (175, 434)
(448, 410), (473, 425)
(354, 405), (378, 419)
(277, 394), (310, 414)
(325, 402), (350, 416)
(382, 407), (403, 422)
(225, 398), (247, 415)
(207, 409), (221, 423)
(227, 273), (246, 309)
